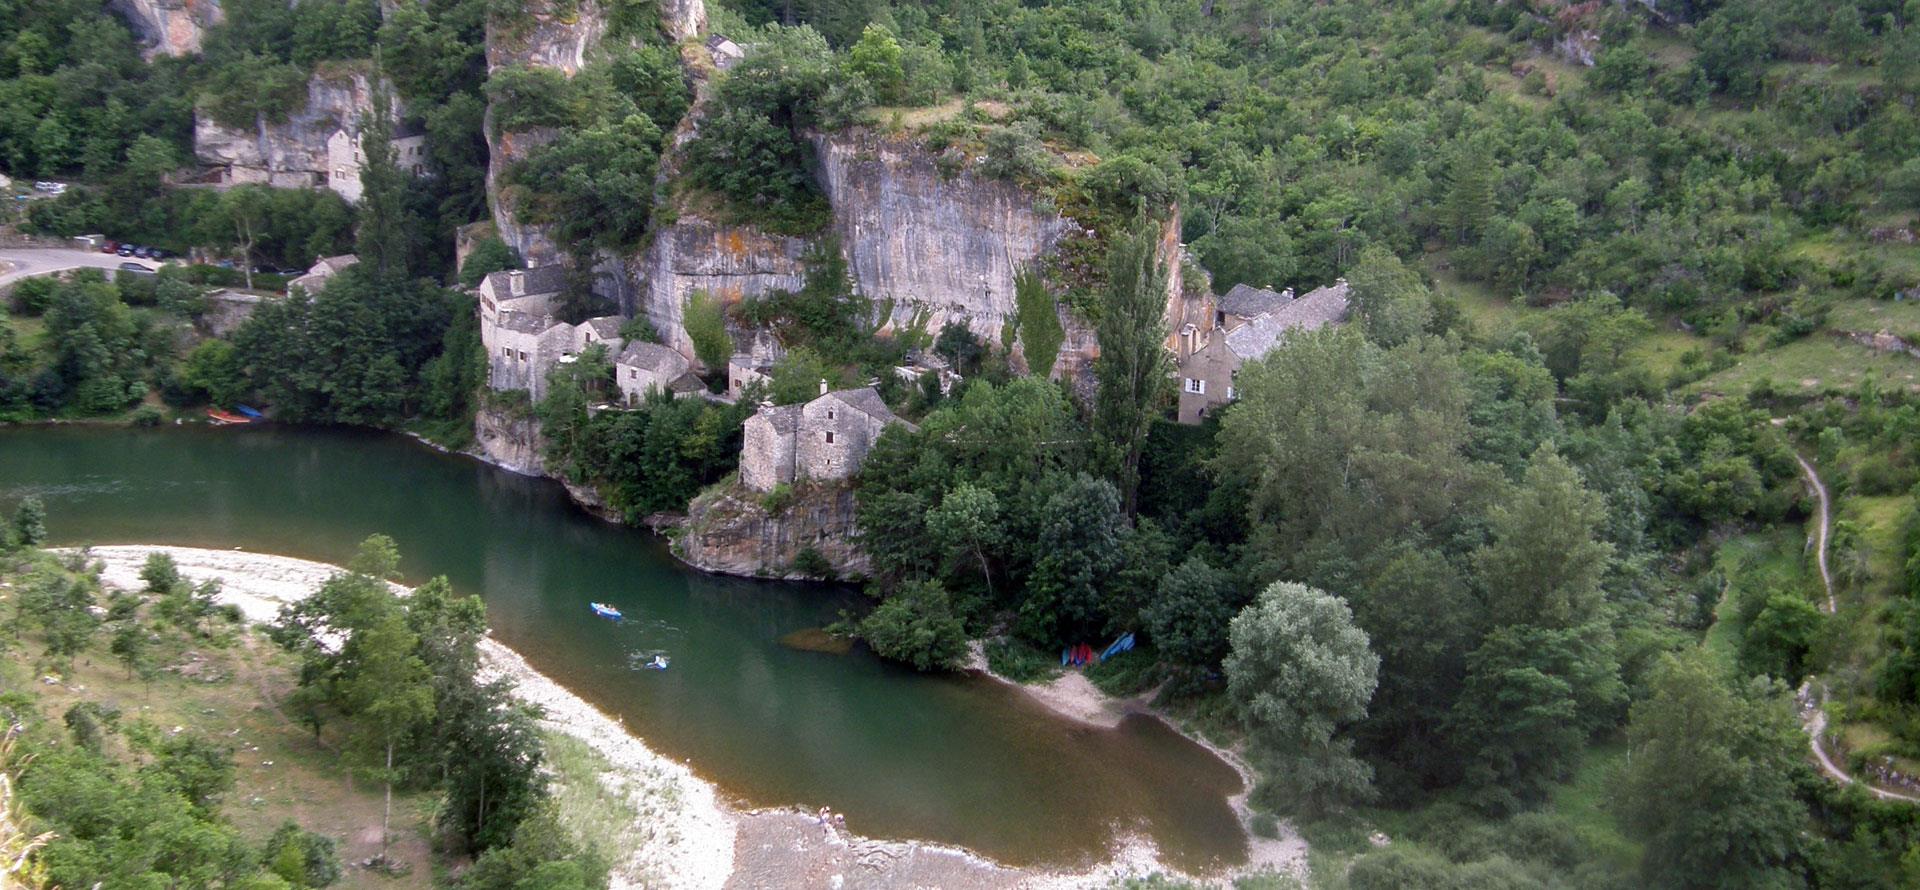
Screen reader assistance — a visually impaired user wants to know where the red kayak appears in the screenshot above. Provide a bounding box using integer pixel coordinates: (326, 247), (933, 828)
(206, 408), (252, 425)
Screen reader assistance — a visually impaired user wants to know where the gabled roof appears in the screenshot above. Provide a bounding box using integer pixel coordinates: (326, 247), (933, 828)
(584, 316), (624, 340)
(617, 341), (691, 375)
(481, 264), (568, 300)
(311, 254), (359, 275)
(819, 387), (897, 422)
(1218, 283), (1293, 319)
(1223, 280), (1351, 361)
(497, 310), (555, 335)
(752, 404), (803, 435)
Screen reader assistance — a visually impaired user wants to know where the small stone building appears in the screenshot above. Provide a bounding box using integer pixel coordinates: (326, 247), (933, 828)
(288, 254), (358, 297)
(1177, 279), (1350, 424)
(324, 121), (429, 204)
(478, 265), (625, 401)
(739, 386), (912, 492)
(615, 341), (702, 406)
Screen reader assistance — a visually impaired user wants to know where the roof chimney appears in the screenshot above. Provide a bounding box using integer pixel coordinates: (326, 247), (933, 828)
(819, 378), (830, 396)
(509, 269), (526, 296)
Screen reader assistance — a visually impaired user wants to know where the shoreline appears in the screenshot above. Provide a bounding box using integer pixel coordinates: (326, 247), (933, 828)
(68, 544), (1303, 888)
(963, 643), (1309, 880)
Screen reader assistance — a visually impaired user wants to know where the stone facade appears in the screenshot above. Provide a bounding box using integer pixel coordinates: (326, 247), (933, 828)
(738, 387), (910, 492)
(195, 71), (426, 205)
(614, 341), (699, 406)
(477, 265), (625, 401)
(1177, 279), (1351, 424)
(288, 254), (358, 297)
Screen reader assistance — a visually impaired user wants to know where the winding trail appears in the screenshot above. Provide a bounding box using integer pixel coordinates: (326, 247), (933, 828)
(1792, 454), (1920, 803)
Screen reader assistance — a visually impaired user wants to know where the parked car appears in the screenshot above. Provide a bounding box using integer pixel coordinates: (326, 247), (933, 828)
(99, 240), (118, 254)
(148, 248), (167, 260)
(116, 245), (134, 256)
(117, 262), (154, 275)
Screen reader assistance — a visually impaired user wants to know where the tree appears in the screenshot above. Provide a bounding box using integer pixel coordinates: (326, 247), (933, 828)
(926, 482), (1001, 599)
(1093, 217), (1171, 515)
(218, 185), (274, 291)
(111, 620), (153, 680)
(1225, 581), (1380, 814)
(1345, 244), (1431, 347)
(14, 495), (47, 546)
(354, 83), (421, 284)
(683, 290), (732, 371)
(1020, 474), (1128, 643)
(1473, 444), (1612, 629)
(1143, 557), (1238, 675)
(341, 608), (434, 864)
(846, 24), (905, 105)
(856, 578), (968, 671)
(1449, 624), (1624, 810)
(1615, 653), (1808, 889)
(1011, 268), (1064, 378)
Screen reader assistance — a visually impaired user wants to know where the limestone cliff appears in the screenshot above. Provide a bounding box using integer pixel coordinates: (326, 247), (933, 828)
(110, 0), (222, 58)
(473, 402), (546, 476)
(194, 68), (401, 190)
(632, 215), (812, 358)
(813, 130), (1071, 349)
(673, 480), (868, 580)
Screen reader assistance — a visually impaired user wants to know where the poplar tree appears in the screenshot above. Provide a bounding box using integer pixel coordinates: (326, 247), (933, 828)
(1093, 217), (1171, 515)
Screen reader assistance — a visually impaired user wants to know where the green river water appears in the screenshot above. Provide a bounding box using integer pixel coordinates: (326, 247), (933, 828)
(0, 425), (1246, 871)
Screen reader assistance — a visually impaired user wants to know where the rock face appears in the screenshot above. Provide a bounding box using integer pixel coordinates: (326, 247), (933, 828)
(110, 0), (222, 58)
(661, 0), (707, 42)
(473, 403), (546, 476)
(813, 131), (1071, 349)
(633, 215), (812, 357)
(194, 69), (400, 191)
(675, 481), (868, 580)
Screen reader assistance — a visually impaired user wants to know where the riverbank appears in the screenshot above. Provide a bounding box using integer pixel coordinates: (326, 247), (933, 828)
(964, 642), (1310, 881)
(72, 545), (1299, 888)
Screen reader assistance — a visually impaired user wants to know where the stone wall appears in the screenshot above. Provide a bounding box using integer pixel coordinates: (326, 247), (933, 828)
(674, 480), (868, 579)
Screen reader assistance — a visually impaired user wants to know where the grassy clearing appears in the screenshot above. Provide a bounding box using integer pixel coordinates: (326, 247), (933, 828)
(1083, 643), (1162, 697)
(983, 637), (1063, 683)
(1702, 531), (1812, 669)
(1687, 334), (1919, 397)
(542, 731), (638, 868)
(1545, 742), (1638, 871)
(1829, 298), (1920, 341)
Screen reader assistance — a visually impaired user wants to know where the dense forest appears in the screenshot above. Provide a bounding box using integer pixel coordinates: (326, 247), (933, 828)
(3, 0), (1920, 887)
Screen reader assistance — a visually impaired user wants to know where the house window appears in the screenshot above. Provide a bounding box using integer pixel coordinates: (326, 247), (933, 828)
(1215, 310), (1226, 327)
(1184, 378), (1205, 395)
(827, 408), (835, 421)
(629, 369), (637, 380)
(825, 431), (835, 444)
(1226, 386), (1238, 401)
(518, 350), (528, 361)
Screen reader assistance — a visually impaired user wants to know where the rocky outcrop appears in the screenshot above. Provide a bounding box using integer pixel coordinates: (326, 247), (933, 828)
(110, 0), (222, 58)
(661, 0), (707, 42)
(485, 126), (564, 265)
(194, 68), (399, 190)
(473, 403), (546, 476)
(633, 215), (813, 357)
(673, 480), (868, 580)
(813, 130), (1071, 350)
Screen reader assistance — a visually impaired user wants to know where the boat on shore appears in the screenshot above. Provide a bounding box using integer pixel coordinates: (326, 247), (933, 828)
(206, 408), (254, 425)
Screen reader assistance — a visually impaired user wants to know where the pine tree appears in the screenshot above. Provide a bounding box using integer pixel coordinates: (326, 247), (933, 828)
(354, 80), (420, 284)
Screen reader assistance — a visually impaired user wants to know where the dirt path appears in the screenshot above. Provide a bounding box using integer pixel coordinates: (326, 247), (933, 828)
(1790, 454), (1920, 803)
(1795, 452), (1836, 613)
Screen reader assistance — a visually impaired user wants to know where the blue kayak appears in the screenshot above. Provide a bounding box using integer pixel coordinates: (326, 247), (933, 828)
(590, 602), (622, 620)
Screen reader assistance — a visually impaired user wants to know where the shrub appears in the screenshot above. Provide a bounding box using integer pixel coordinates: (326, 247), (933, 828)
(791, 546), (834, 580)
(856, 579), (968, 671)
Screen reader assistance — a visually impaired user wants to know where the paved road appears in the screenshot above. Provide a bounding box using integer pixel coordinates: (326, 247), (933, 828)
(0, 247), (159, 289)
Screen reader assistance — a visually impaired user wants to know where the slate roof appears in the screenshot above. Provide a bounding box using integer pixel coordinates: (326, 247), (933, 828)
(824, 387), (898, 423)
(482, 264), (569, 299)
(497, 310), (555, 335)
(754, 404), (803, 435)
(1224, 280), (1351, 361)
(584, 316), (625, 340)
(668, 371), (706, 394)
(1218, 283), (1293, 319)
(312, 254), (360, 274)
(617, 341), (691, 375)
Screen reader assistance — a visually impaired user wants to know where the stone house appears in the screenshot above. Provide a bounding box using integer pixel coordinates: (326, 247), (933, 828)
(726, 330), (786, 400)
(324, 120), (429, 204)
(477, 265), (625, 401)
(615, 341), (703, 406)
(740, 386), (912, 492)
(288, 254), (358, 297)
(1176, 279), (1350, 424)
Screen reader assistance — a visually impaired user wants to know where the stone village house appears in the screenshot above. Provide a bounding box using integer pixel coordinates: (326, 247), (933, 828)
(1175, 279), (1352, 424)
(324, 120), (429, 204)
(477, 266), (624, 402)
(740, 386), (914, 492)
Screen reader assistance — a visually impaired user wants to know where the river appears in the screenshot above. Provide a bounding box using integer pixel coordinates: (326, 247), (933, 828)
(0, 425), (1246, 871)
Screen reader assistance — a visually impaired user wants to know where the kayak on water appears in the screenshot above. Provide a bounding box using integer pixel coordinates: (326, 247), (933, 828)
(590, 602), (622, 620)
